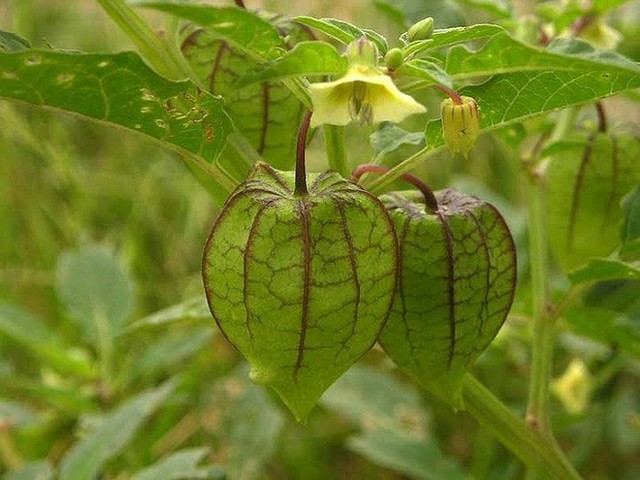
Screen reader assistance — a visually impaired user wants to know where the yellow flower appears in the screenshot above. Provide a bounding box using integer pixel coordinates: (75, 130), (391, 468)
(551, 358), (593, 415)
(308, 38), (426, 128)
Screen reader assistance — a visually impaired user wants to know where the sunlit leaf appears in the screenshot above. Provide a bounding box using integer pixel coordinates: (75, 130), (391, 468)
(0, 49), (233, 161)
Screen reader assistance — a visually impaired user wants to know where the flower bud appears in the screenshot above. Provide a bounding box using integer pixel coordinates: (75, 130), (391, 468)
(407, 17), (434, 42)
(384, 47), (404, 71)
(345, 36), (379, 69)
(441, 95), (480, 158)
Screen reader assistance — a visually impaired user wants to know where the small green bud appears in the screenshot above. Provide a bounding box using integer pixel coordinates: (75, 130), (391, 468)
(384, 47), (404, 71)
(345, 36), (379, 69)
(441, 95), (480, 158)
(407, 17), (434, 42)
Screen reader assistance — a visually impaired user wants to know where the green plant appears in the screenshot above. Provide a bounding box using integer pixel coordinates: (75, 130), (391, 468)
(1, 0), (639, 478)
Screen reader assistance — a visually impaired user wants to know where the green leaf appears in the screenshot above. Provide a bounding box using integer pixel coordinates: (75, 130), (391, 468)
(1, 461), (54, 480)
(569, 258), (640, 284)
(592, 0), (632, 14)
(58, 381), (175, 480)
(425, 35), (640, 148)
(0, 31), (31, 52)
(348, 429), (466, 480)
(132, 447), (211, 480)
(238, 41), (347, 85)
(565, 307), (640, 358)
(126, 297), (211, 331)
(56, 246), (134, 345)
(294, 17), (388, 53)
(8, 379), (96, 414)
(181, 20), (309, 170)
(402, 24), (506, 56)
(0, 303), (94, 379)
(456, 0), (512, 18)
(447, 33), (640, 79)
(0, 398), (37, 427)
(320, 365), (428, 435)
(396, 59), (453, 88)
(0, 49), (233, 162)
(621, 185), (640, 260)
(546, 133), (640, 271)
(320, 366), (466, 480)
(136, 3), (283, 60)
(126, 327), (214, 383)
(370, 122), (425, 158)
(205, 366), (285, 480)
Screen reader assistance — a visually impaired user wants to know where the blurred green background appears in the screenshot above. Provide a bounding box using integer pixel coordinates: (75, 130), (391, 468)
(1, 1), (640, 479)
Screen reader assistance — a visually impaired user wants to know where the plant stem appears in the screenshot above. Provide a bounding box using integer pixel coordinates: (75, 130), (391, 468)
(323, 125), (348, 177)
(295, 111), (313, 196)
(524, 107), (578, 438)
(525, 173), (553, 436)
(463, 375), (581, 480)
(365, 144), (445, 194)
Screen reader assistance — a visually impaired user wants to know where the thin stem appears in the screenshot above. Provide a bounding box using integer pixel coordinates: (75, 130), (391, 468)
(435, 84), (463, 105)
(295, 111), (313, 196)
(524, 108), (578, 440)
(364, 144), (446, 194)
(352, 164), (438, 212)
(463, 375), (582, 480)
(525, 173), (553, 436)
(324, 125), (349, 177)
(595, 102), (607, 133)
